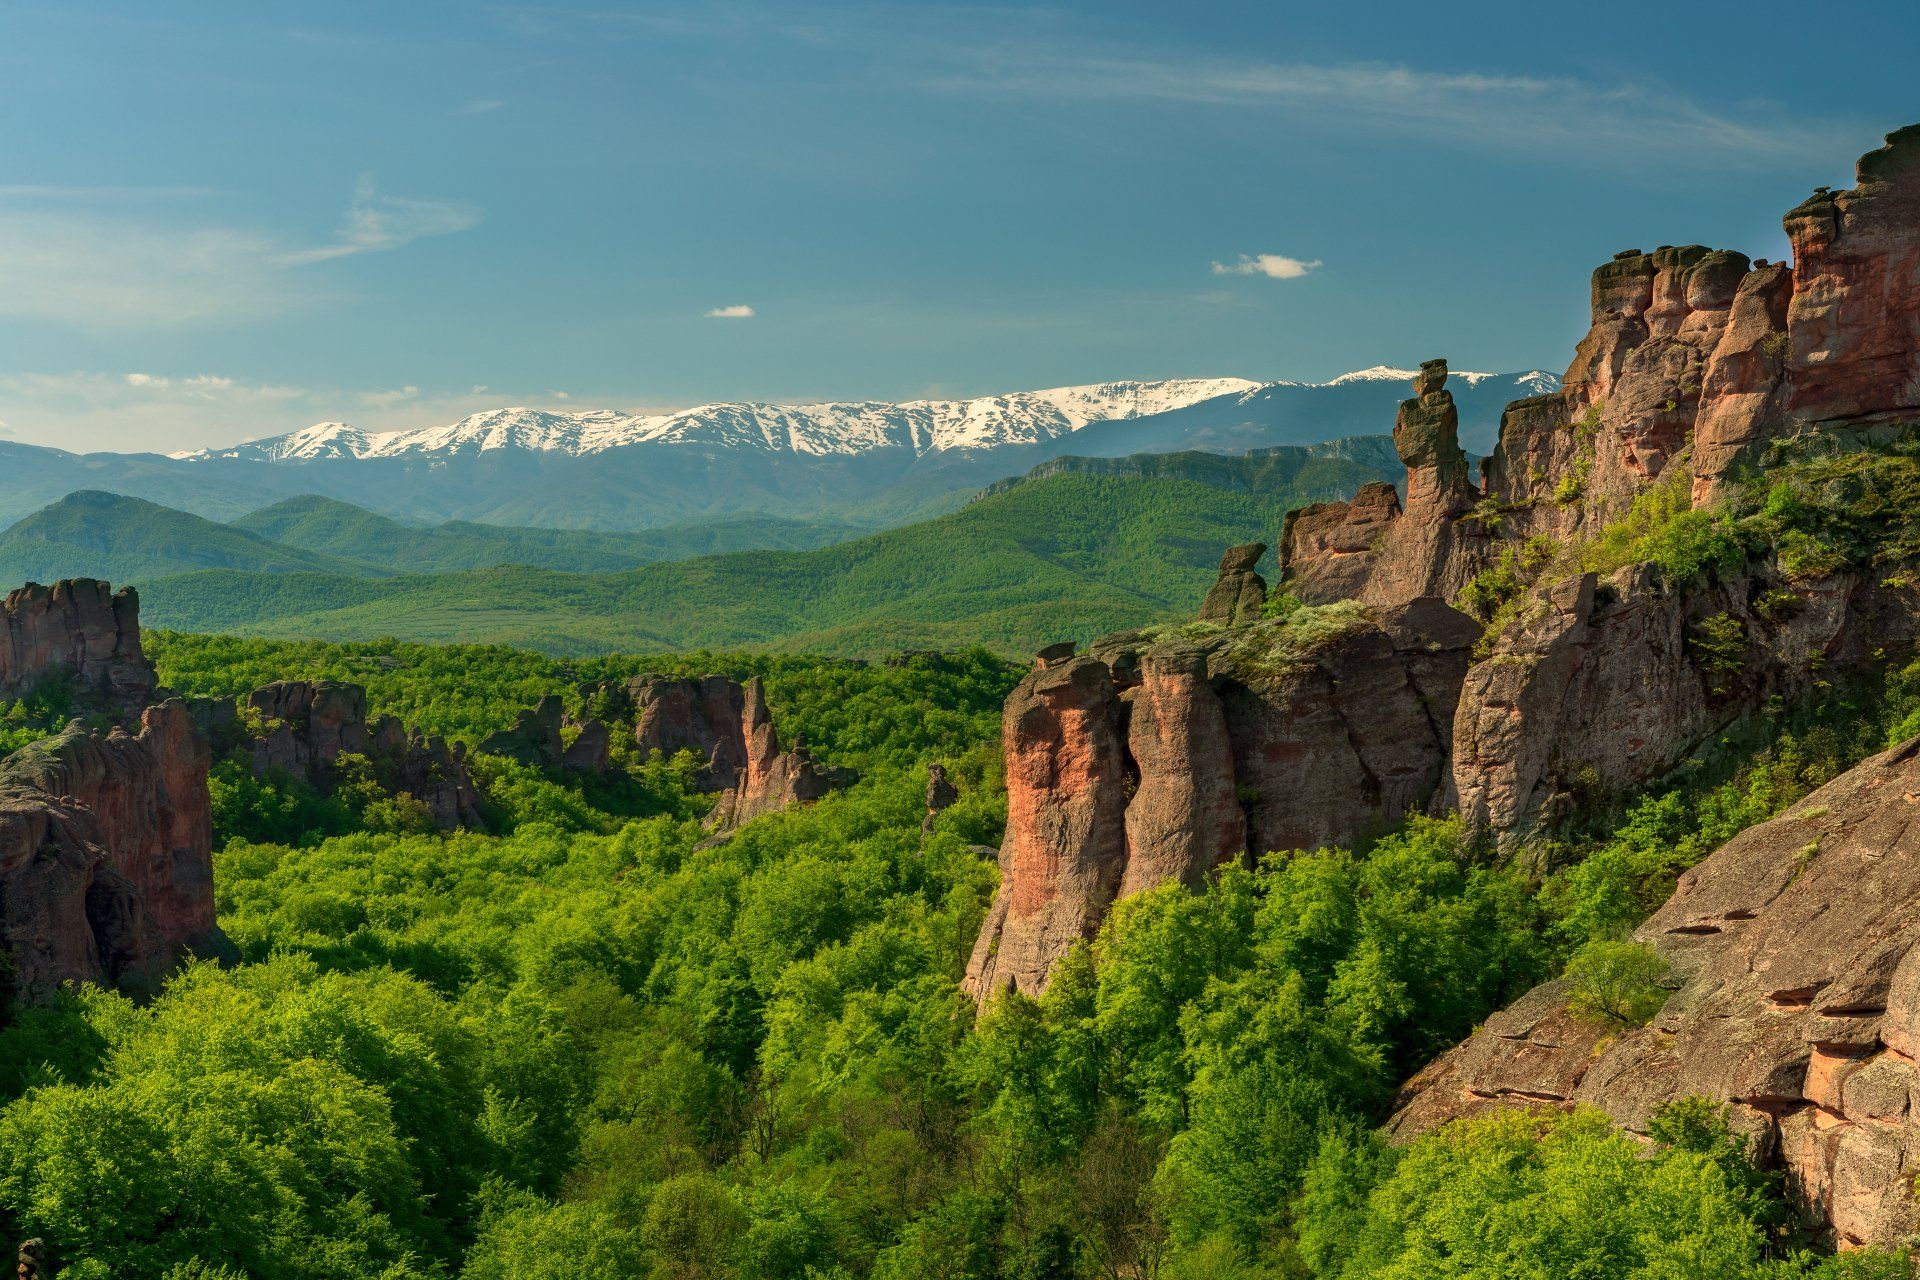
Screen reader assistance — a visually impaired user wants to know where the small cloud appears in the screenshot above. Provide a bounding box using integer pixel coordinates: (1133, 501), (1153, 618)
(704, 304), (757, 318)
(464, 99), (506, 115)
(547, 389), (571, 400)
(0, 418), (12, 437)
(469, 384), (491, 395)
(1211, 253), (1322, 280)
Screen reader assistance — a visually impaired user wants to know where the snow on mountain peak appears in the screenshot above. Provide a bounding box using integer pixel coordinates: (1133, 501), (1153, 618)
(175, 370), (1557, 464)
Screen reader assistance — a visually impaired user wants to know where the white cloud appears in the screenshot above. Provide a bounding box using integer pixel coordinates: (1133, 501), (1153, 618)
(1212, 253), (1321, 280)
(280, 173), (480, 266)
(704, 304), (757, 318)
(463, 98), (506, 115)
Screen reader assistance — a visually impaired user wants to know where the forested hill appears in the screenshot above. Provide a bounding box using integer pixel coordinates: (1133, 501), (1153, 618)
(135, 445), (1400, 655)
(0, 491), (860, 586)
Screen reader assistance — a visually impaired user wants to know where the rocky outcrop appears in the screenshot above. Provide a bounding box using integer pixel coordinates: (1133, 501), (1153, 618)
(1393, 736), (1920, 1250)
(1783, 125), (1920, 431)
(1279, 362), (1487, 607)
(708, 678), (854, 831)
(628, 674), (854, 829)
(0, 700), (218, 1003)
(244, 680), (485, 831)
(632, 675), (753, 789)
(965, 601), (1480, 998)
(1198, 543), (1268, 625)
(924, 762), (959, 835)
(1279, 483), (1401, 605)
(0, 580), (154, 710)
(476, 695), (568, 768)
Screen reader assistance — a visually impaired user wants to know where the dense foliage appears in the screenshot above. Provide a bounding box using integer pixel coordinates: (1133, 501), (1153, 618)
(1, 624), (1915, 1276)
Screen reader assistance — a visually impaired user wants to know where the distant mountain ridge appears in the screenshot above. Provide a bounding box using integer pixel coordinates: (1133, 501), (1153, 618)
(177, 368), (1557, 464)
(0, 367), (1557, 532)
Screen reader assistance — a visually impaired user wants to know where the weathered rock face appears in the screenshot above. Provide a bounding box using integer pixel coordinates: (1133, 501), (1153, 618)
(965, 602), (1480, 998)
(0, 580), (154, 709)
(1449, 569), (1909, 849)
(1280, 483), (1402, 605)
(1784, 125), (1920, 430)
(708, 678), (853, 831)
(1394, 736), (1920, 1250)
(963, 654), (1131, 1000)
(1198, 543), (1268, 625)
(244, 679), (485, 831)
(0, 700), (217, 1002)
(629, 674), (854, 830)
(632, 675), (752, 789)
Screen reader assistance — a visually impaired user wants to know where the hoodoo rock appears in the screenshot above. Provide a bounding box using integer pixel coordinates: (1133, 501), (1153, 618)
(1278, 362), (1486, 607)
(243, 679), (485, 830)
(708, 678), (854, 831)
(0, 580), (154, 709)
(0, 700), (218, 1002)
(1394, 736), (1920, 1250)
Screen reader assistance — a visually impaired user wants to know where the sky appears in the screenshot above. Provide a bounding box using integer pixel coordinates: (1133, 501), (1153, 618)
(1, 1), (1916, 453)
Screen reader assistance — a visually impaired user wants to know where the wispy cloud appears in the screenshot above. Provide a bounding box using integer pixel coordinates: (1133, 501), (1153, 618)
(463, 98), (506, 115)
(1212, 254), (1321, 280)
(0, 176), (480, 328)
(705, 304), (757, 318)
(924, 48), (1846, 164)
(280, 173), (480, 266)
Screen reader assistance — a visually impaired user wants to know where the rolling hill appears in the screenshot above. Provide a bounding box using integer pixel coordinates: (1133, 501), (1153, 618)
(136, 441), (1401, 656)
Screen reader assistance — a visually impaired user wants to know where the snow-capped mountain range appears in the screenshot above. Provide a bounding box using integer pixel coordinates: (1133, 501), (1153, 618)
(178, 369), (1560, 464)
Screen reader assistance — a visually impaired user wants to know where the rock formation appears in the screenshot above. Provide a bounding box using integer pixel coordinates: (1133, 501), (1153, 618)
(1198, 543), (1268, 625)
(1393, 736), (1920, 1250)
(924, 762), (959, 835)
(0, 700), (218, 1003)
(0, 580), (154, 709)
(976, 125), (1920, 1011)
(242, 679), (485, 831)
(1279, 362), (1488, 606)
(476, 695), (568, 767)
(964, 600), (1480, 999)
(629, 673), (855, 829)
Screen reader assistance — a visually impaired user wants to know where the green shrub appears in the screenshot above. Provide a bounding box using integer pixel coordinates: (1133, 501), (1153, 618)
(1564, 940), (1669, 1028)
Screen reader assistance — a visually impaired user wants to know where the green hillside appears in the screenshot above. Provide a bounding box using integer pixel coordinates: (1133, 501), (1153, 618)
(139, 448), (1398, 655)
(231, 494), (862, 573)
(0, 491), (378, 585)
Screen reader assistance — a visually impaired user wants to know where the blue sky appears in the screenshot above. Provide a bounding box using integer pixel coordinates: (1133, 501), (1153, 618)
(1, 0), (1914, 451)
